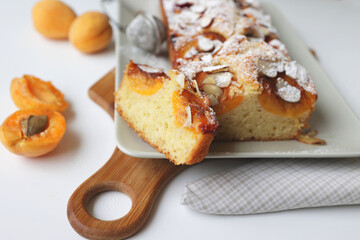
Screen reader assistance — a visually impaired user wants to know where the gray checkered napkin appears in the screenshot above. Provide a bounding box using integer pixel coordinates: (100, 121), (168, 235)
(180, 158), (360, 214)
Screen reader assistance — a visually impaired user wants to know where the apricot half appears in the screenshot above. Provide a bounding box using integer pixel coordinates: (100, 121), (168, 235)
(69, 11), (113, 53)
(11, 75), (68, 112)
(126, 61), (166, 95)
(258, 74), (317, 118)
(32, 0), (76, 39)
(0, 109), (66, 157)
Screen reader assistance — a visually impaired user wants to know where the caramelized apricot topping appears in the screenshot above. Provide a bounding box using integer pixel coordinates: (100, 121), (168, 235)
(172, 90), (217, 134)
(213, 88), (244, 115)
(258, 73), (317, 118)
(176, 32), (225, 60)
(196, 71), (244, 115)
(127, 61), (166, 95)
(0, 109), (66, 157)
(11, 75), (68, 112)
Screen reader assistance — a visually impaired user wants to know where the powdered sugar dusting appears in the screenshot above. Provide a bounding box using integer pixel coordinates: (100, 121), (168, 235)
(163, 0), (317, 97)
(285, 61), (316, 94)
(217, 34), (246, 55)
(276, 77), (301, 103)
(269, 39), (289, 58)
(163, 0), (278, 49)
(177, 58), (208, 79)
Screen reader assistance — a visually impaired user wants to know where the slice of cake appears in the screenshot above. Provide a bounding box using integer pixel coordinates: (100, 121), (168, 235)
(115, 61), (218, 165)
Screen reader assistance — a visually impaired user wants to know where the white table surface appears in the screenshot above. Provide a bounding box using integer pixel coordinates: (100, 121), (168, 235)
(1, 0), (359, 239)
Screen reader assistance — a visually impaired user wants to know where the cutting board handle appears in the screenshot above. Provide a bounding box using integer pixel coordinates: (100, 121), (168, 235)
(67, 70), (186, 239)
(67, 149), (184, 240)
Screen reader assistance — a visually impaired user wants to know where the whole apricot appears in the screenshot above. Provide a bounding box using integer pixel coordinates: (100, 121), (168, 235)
(69, 11), (113, 53)
(0, 109), (66, 157)
(32, 0), (76, 39)
(11, 75), (68, 112)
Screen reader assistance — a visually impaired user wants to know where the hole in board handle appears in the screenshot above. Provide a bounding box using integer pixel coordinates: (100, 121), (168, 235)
(87, 191), (132, 221)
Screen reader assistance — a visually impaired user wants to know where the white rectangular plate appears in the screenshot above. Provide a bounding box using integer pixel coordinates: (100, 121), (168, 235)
(114, 0), (360, 159)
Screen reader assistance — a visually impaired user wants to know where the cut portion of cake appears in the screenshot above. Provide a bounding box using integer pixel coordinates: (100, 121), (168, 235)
(115, 61), (218, 165)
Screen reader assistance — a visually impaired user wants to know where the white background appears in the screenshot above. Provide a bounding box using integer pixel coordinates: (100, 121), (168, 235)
(0, 0), (360, 239)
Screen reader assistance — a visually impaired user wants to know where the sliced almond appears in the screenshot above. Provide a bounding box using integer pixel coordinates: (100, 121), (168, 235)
(306, 130), (318, 138)
(258, 59), (278, 78)
(258, 26), (270, 37)
(212, 40), (223, 54)
(202, 65), (229, 73)
(296, 133), (326, 145)
(191, 79), (202, 96)
(208, 94), (219, 106)
(184, 47), (198, 58)
(202, 75), (216, 85)
(200, 53), (213, 63)
(276, 77), (301, 103)
(181, 11), (200, 24)
(200, 16), (213, 28)
(198, 37), (214, 52)
(176, 72), (185, 88)
(183, 106), (192, 128)
(192, 5), (206, 13)
(202, 84), (223, 97)
(138, 64), (164, 74)
(213, 72), (232, 88)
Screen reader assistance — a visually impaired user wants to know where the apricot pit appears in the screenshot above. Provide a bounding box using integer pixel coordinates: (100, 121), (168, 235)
(21, 115), (48, 138)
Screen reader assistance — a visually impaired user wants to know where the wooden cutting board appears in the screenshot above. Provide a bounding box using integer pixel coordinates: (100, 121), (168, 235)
(67, 69), (188, 240)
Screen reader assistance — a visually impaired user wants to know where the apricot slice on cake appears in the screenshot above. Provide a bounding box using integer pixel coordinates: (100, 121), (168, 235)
(126, 61), (165, 95)
(258, 73), (317, 118)
(11, 75), (68, 112)
(0, 109), (66, 157)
